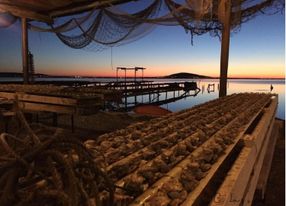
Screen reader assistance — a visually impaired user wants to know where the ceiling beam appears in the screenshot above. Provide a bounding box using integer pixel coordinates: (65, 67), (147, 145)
(0, 4), (53, 23)
(50, 0), (135, 18)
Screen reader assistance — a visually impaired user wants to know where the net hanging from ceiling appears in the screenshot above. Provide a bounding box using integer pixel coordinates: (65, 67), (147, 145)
(1, 0), (284, 51)
(0, 12), (18, 28)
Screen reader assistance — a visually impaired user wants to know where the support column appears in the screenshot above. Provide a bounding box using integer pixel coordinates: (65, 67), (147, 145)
(219, 0), (231, 97)
(124, 69), (127, 92)
(21, 18), (29, 84)
(116, 68), (119, 82)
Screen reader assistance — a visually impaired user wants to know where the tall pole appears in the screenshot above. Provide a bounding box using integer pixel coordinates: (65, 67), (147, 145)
(124, 69), (127, 91)
(21, 17), (29, 84)
(219, 0), (231, 97)
(116, 68), (118, 82)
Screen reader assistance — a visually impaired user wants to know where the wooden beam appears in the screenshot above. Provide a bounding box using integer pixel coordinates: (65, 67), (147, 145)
(0, 4), (53, 23)
(219, 0), (231, 97)
(21, 18), (29, 85)
(210, 98), (277, 206)
(50, 0), (134, 18)
(255, 120), (281, 200)
(18, 102), (75, 114)
(0, 92), (78, 106)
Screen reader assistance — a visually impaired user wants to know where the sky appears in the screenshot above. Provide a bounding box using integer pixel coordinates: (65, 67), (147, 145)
(0, 3), (285, 78)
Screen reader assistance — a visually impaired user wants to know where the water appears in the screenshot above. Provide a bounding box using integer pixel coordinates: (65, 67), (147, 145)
(117, 78), (284, 120)
(0, 77), (284, 119)
(158, 79), (285, 120)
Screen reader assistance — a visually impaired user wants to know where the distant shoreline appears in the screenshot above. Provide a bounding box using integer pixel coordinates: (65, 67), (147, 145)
(0, 72), (284, 80)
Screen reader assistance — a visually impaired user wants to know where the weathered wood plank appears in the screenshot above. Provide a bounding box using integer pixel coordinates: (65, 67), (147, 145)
(212, 147), (254, 205)
(209, 96), (277, 206)
(18, 102), (75, 114)
(255, 120), (280, 199)
(243, 96), (278, 148)
(0, 92), (78, 106)
(21, 17), (29, 84)
(241, 115), (275, 206)
(180, 137), (243, 206)
(50, 0), (133, 17)
(0, 3), (52, 22)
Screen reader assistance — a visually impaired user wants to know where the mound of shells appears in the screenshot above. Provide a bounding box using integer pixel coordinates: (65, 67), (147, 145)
(84, 93), (273, 205)
(0, 84), (110, 99)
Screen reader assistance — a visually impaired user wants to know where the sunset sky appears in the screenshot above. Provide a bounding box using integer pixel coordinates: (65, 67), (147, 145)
(0, 5), (284, 78)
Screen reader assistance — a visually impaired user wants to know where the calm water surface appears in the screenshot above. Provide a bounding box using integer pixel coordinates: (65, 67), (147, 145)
(0, 78), (284, 119)
(158, 79), (285, 120)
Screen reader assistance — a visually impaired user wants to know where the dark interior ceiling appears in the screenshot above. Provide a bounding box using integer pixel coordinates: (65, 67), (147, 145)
(0, 0), (134, 22)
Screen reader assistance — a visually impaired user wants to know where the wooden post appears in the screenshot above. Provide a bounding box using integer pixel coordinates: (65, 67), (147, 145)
(219, 0), (231, 97)
(124, 69), (127, 90)
(116, 68), (118, 82)
(124, 96), (127, 111)
(21, 18), (29, 84)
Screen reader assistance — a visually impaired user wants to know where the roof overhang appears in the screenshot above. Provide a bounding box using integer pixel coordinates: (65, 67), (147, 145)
(0, 0), (134, 23)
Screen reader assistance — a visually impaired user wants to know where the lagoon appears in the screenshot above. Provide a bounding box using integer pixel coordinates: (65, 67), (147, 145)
(158, 79), (285, 120)
(0, 77), (284, 119)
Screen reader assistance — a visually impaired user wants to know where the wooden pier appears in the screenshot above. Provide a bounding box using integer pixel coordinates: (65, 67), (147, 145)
(96, 80), (200, 110)
(90, 80), (200, 97)
(123, 89), (200, 111)
(0, 80), (200, 111)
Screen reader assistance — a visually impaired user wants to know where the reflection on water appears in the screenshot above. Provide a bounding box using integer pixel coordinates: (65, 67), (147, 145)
(0, 77), (284, 119)
(160, 79), (285, 120)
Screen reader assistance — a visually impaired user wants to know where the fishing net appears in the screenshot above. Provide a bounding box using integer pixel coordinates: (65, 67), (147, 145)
(1, 0), (284, 51)
(0, 12), (17, 28)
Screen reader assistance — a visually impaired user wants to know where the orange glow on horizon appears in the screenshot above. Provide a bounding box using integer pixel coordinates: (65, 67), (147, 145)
(41, 63), (284, 79)
(43, 69), (284, 79)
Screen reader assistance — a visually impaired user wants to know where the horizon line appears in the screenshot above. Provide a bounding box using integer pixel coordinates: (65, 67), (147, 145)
(0, 72), (284, 80)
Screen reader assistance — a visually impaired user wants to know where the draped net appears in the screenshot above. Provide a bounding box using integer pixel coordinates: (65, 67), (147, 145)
(0, 0), (284, 51)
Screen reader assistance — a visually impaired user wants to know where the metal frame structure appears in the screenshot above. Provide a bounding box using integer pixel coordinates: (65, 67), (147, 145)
(116, 67), (146, 82)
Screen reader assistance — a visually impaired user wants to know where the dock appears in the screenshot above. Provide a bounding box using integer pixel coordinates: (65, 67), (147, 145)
(94, 80), (200, 110)
(0, 80), (201, 111)
(96, 81), (199, 96)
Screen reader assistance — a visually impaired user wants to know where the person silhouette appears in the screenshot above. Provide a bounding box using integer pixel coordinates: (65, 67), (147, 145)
(270, 84), (274, 92)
